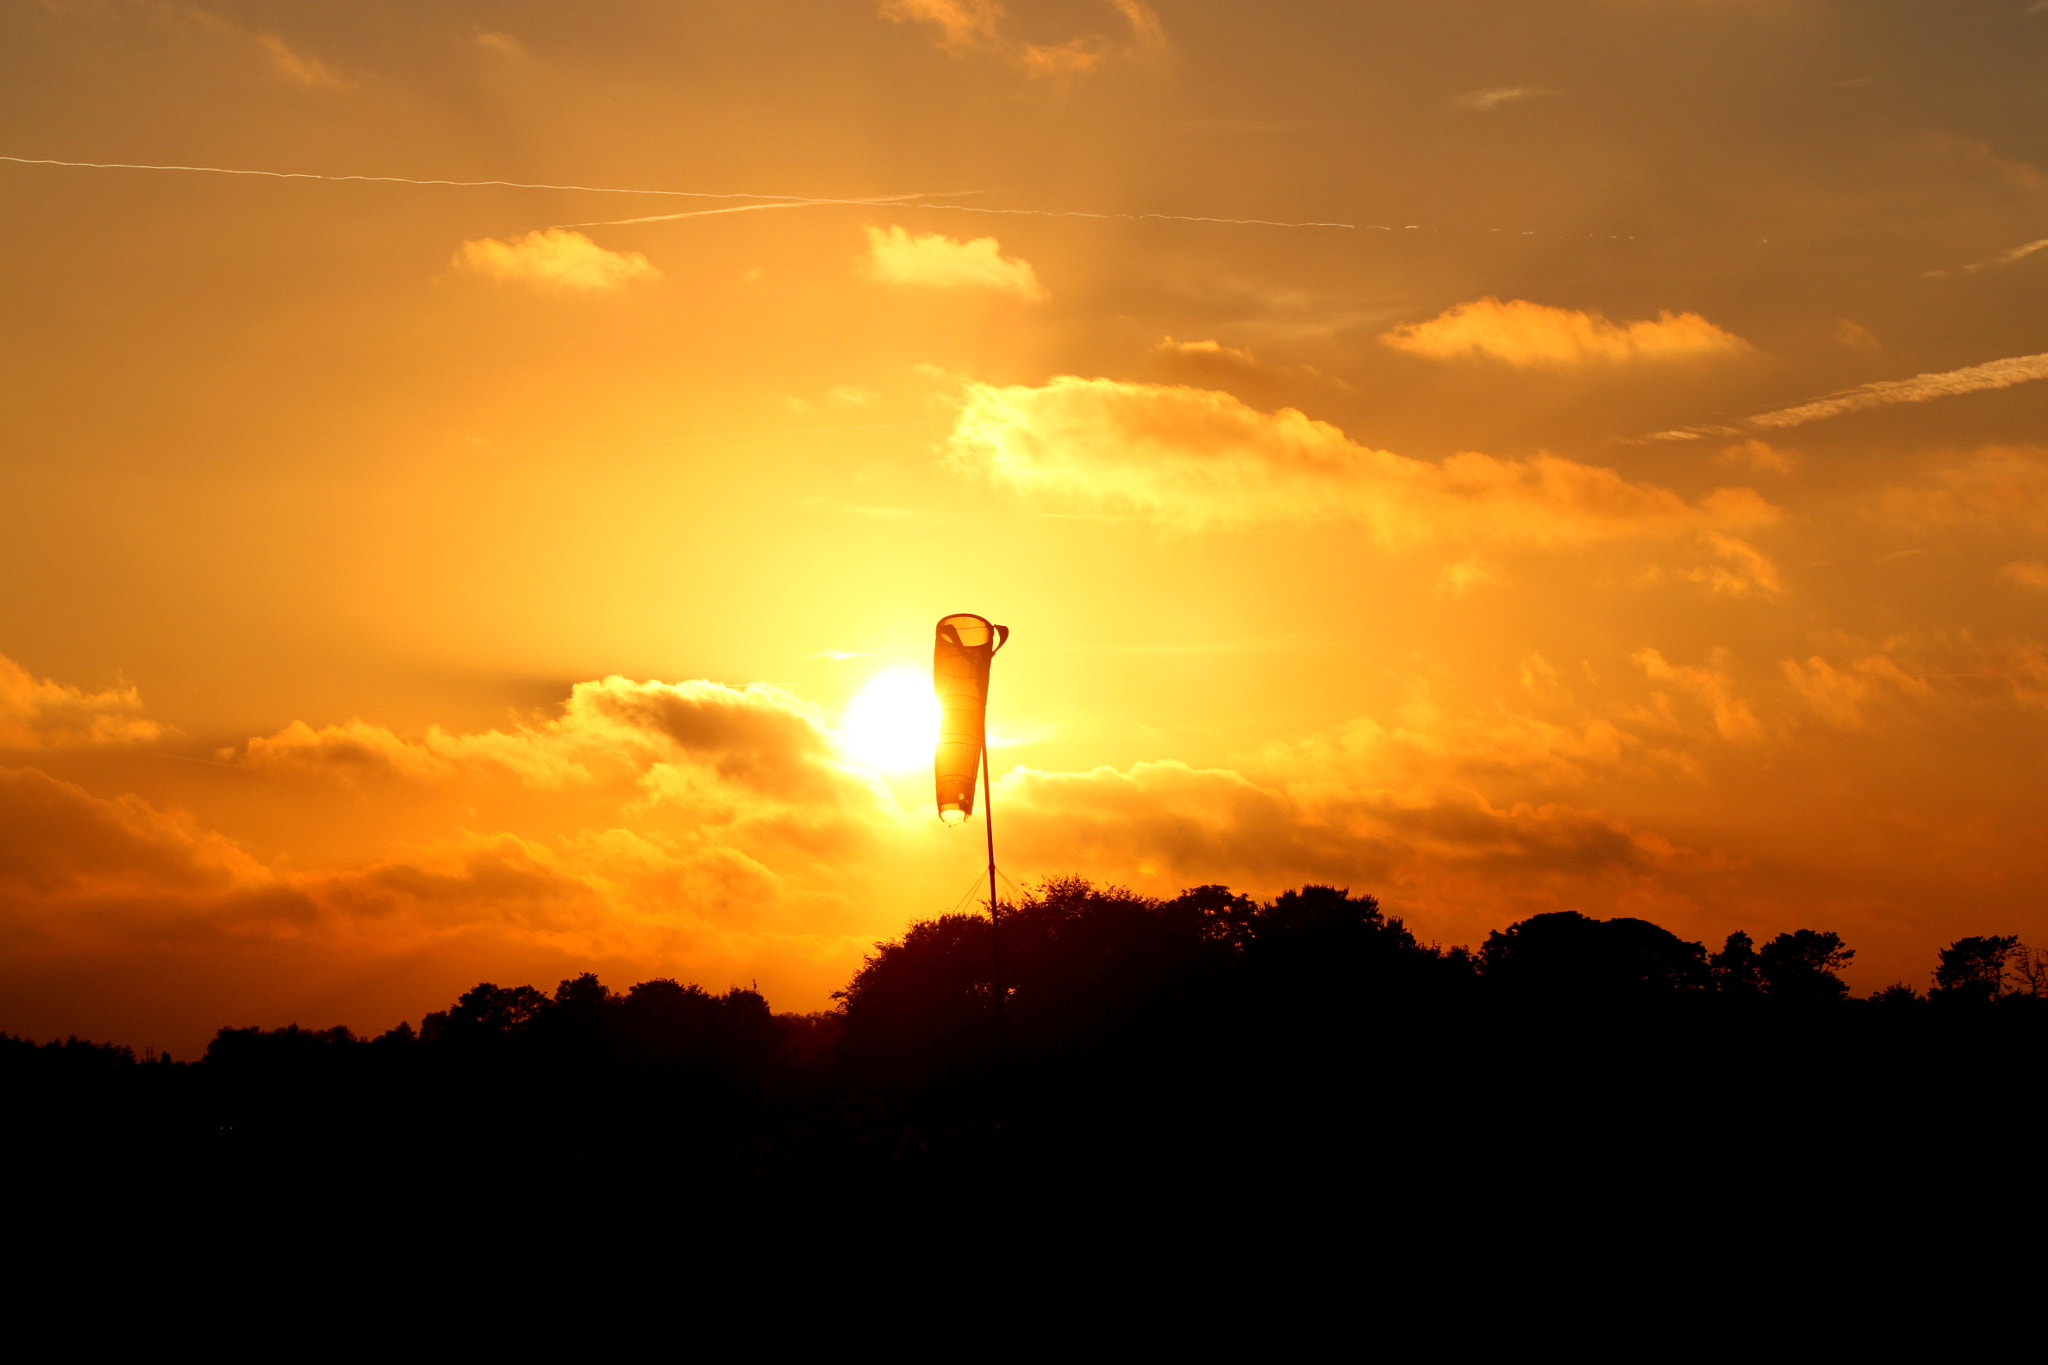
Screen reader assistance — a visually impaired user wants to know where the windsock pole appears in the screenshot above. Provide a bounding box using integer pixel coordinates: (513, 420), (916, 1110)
(982, 742), (1005, 1074)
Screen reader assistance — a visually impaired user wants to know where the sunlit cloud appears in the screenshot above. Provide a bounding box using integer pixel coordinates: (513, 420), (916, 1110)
(1381, 297), (1750, 367)
(1641, 532), (1783, 599)
(944, 376), (1777, 544)
(1631, 648), (1763, 743)
(861, 224), (1044, 299)
(1781, 654), (1930, 729)
(1999, 561), (2048, 589)
(0, 654), (163, 750)
(450, 228), (661, 293)
(881, 0), (1164, 78)
(237, 676), (870, 807)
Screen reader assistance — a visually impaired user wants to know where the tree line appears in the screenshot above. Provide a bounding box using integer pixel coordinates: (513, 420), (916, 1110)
(6, 879), (2044, 1189)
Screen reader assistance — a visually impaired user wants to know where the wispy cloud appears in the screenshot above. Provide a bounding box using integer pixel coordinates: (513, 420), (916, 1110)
(1926, 237), (2048, 277)
(1453, 86), (1557, 111)
(1747, 352), (2048, 429)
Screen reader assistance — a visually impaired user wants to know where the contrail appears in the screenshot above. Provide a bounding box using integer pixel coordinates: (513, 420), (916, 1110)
(882, 202), (1356, 230)
(1648, 349), (2048, 439)
(0, 153), (832, 203)
(555, 192), (948, 229)
(3, 153), (1360, 231)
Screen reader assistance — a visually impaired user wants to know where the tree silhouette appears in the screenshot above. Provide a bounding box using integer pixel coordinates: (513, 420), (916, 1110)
(1709, 931), (1764, 998)
(1932, 935), (2021, 1005)
(1757, 930), (1854, 1004)
(13, 876), (2048, 1194)
(1481, 911), (1709, 1002)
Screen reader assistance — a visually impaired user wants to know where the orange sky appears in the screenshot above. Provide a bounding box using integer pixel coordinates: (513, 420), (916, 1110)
(4, 1), (2046, 1053)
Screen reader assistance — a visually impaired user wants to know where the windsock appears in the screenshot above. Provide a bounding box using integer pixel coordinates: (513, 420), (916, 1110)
(933, 613), (1010, 824)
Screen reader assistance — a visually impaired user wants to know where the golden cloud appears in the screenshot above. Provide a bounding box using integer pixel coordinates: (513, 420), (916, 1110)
(238, 677), (878, 809)
(0, 654), (163, 750)
(1781, 654), (1931, 729)
(450, 228), (661, 293)
(881, 0), (1163, 77)
(1381, 297), (1750, 366)
(1631, 648), (1763, 743)
(943, 376), (1777, 543)
(861, 225), (1044, 300)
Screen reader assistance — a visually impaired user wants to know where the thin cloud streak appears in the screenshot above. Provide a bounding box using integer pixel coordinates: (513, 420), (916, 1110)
(3, 155), (1359, 232)
(1747, 352), (2048, 429)
(1651, 350), (2048, 438)
(1927, 237), (2048, 277)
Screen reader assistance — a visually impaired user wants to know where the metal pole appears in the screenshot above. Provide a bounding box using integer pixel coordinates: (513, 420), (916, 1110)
(982, 741), (1005, 1080)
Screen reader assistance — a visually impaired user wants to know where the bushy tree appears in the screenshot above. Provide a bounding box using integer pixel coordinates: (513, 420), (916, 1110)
(1757, 930), (1854, 1004)
(1931, 935), (2021, 1005)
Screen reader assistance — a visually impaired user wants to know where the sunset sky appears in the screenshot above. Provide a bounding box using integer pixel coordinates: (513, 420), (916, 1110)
(5, 0), (2047, 1052)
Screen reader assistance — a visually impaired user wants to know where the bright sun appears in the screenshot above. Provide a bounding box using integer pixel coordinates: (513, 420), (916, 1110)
(839, 669), (942, 772)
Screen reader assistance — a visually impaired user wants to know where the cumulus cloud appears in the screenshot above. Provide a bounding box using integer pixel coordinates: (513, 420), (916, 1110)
(1154, 336), (1262, 367)
(238, 676), (875, 809)
(0, 654), (163, 750)
(861, 225), (1044, 299)
(881, 0), (1163, 78)
(451, 228), (661, 293)
(0, 766), (262, 900)
(943, 376), (1777, 543)
(1381, 297), (1750, 367)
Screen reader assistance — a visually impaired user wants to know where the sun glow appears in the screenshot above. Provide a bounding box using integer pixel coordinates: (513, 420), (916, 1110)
(839, 669), (942, 771)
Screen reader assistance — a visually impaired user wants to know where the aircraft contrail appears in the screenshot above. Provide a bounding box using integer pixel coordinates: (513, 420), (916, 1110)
(554, 192), (952, 229)
(1648, 349), (2048, 439)
(2, 153), (1361, 231)
(0, 154), (832, 203)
